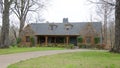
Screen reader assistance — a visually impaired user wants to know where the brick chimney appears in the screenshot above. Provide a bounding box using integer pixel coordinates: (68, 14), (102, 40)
(63, 18), (69, 23)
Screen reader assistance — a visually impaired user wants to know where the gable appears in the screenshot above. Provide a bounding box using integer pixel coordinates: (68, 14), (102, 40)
(22, 25), (35, 36)
(80, 23), (98, 36)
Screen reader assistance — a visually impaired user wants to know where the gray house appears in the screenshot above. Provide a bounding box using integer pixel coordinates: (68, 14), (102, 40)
(21, 18), (102, 46)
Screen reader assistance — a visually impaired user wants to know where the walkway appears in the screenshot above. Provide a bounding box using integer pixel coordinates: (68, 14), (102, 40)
(0, 49), (106, 68)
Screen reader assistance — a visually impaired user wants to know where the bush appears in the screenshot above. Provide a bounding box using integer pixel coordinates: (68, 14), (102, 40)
(94, 44), (106, 49)
(37, 43), (75, 49)
(66, 44), (74, 49)
(85, 44), (93, 48)
(78, 43), (93, 48)
(77, 36), (83, 43)
(94, 37), (100, 44)
(47, 44), (54, 47)
(57, 44), (66, 48)
(30, 36), (35, 47)
(36, 44), (41, 47)
(16, 38), (21, 44)
(78, 43), (86, 48)
(9, 44), (18, 48)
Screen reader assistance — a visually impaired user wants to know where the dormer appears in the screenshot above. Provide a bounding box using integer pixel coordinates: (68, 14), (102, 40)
(64, 23), (73, 30)
(48, 23), (58, 30)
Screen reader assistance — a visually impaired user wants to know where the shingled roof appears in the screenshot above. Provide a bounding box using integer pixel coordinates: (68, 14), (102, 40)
(29, 22), (102, 36)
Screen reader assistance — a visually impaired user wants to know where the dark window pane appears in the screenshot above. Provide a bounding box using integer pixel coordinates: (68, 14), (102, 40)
(26, 36), (30, 42)
(86, 37), (91, 43)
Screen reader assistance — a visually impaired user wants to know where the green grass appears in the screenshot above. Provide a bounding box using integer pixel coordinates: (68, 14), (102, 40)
(8, 51), (120, 68)
(0, 47), (65, 55)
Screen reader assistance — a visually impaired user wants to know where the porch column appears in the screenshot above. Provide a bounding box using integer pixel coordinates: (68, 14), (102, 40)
(54, 37), (56, 44)
(35, 36), (37, 45)
(45, 36), (48, 46)
(66, 36), (69, 45)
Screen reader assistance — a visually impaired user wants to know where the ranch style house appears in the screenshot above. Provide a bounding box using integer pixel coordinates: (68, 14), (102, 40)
(21, 18), (102, 46)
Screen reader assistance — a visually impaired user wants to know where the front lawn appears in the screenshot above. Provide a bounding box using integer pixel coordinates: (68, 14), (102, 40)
(8, 51), (120, 68)
(0, 47), (65, 55)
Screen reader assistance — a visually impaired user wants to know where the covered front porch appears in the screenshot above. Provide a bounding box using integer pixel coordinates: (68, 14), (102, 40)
(35, 35), (77, 46)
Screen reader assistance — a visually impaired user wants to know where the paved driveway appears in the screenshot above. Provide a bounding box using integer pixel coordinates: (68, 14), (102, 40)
(0, 49), (106, 68)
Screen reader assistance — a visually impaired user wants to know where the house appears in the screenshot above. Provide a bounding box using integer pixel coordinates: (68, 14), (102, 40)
(21, 18), (102, 46)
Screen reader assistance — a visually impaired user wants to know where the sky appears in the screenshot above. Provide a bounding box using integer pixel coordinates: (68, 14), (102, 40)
(0, 0), (97, 25)
(42, 0), (97, 22)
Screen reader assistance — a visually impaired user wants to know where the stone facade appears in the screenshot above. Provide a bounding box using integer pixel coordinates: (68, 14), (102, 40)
(80, 23), (99, 44)
(21, 25), (35, 46)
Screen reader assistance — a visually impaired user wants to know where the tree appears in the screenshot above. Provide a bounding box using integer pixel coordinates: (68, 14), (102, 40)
(93, 0), (120, 53)
(0, 0), (13, 48)
(10, 22), (19, 41)
(108, 21), (115, 49)
(89, 0), (114, 45)
(11, 0), (45, 38)
(111, 0), (120, 53)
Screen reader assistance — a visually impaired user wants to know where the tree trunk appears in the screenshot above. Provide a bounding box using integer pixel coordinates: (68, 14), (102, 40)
(111, 0), (120, 53)
(0, 0), (10, 48)
(19, 19), (25, 38)
(103, 4), (108, 45)
(103, 14), (107, 45)
(18, 0), (26, 39)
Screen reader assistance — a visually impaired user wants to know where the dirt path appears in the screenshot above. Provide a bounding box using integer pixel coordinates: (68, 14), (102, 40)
(0, 49), (106, 68)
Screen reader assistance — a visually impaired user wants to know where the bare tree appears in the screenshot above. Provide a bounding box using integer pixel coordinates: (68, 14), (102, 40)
(89, 0), (115, 45)
(111, 0), (120, 53)
(0, 0), (14, 48)
(11, 22), (19, 41)
(90, 0), (120, 53)
(9, 23), (19, 45)
(108, 20), (115, 49)
(11, 0), (46, 38)
(97, 0), (114, 45)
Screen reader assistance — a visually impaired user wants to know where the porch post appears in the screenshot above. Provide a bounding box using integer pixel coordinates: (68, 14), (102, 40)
(66, 36), (69, 45)
(35, 36), (37, 45)
(54, 37), (56, 44)
(45, 36), (48, 46)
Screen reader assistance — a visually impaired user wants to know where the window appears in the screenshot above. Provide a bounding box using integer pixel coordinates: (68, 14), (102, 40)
(50, 26), (54, 30)
(66, 26), (70, 30)
(86, 37), (91, 43)
(26, 36), (30, 42)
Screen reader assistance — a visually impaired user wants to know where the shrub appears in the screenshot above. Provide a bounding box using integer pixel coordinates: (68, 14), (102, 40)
(78, 43), (86, 48)
(66, 44), (74, 49)
(94, 44), (106, 49)
(16, 38), (21, 44)
(78, 43), (93, 48)
(36, 44), (41, 47)
(9, 44), (18, 48)
(94, 37), (100, 44)
(47, 44), (54, 47)
(77, 36), (83, 43)
(30, 36), (35, 47)
(85, 44), (93, 48)
(56, 44), (65, 48)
